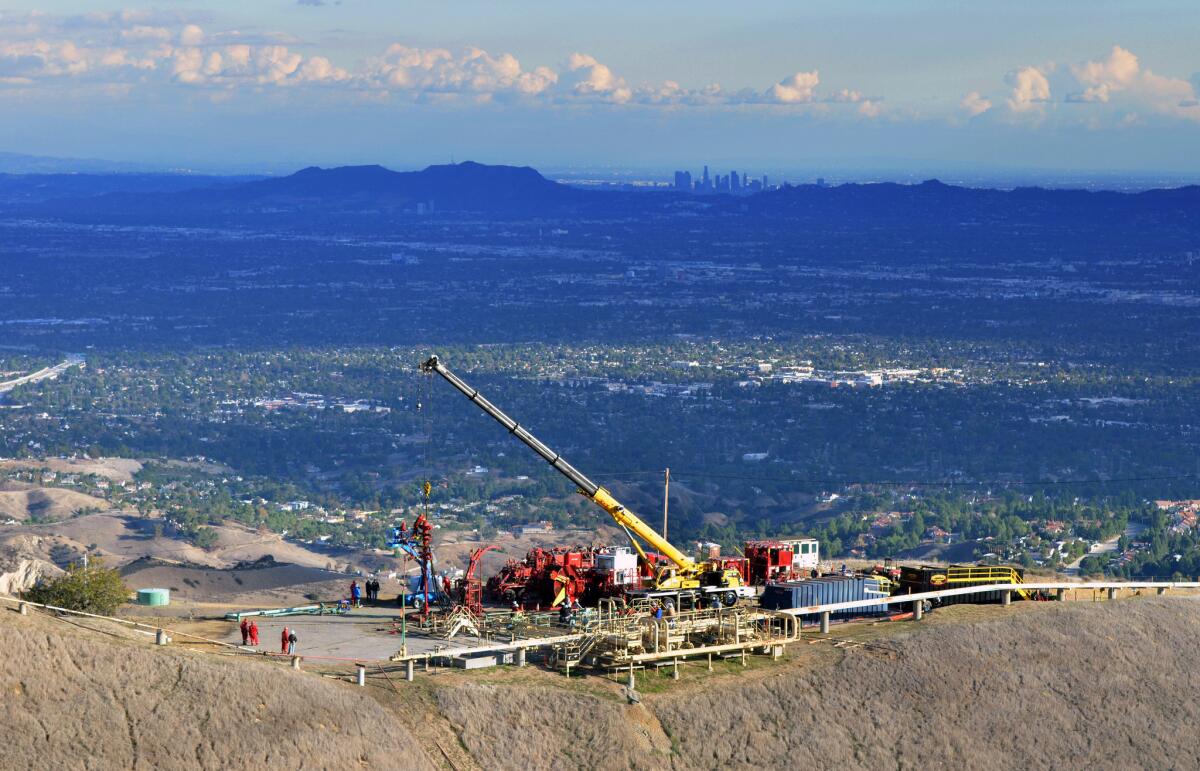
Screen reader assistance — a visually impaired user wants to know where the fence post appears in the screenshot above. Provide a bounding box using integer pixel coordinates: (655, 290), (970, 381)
(155, 629), (168, 646)
(356, 664), (366, 686)
(405, 660), (415, 682)
(820, 611), (831, 633)
(291, 656), (302, 670)
(913, 601), (924, 621)
(18, 602), (28, 616)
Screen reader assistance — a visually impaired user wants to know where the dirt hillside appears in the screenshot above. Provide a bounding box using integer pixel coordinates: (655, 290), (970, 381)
(0, 609), (436, 770)
(432, 598), (1200, 771)
(0, 485), (112, 521)
(4, 596), (1197, 770)
(0, 457), (144, 483)
(120, 556), (353, 601)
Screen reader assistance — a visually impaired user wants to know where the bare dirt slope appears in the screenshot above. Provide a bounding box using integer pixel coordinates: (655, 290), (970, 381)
(120, 556), (353, 601)
(653, 598), (1200, 771)
(429, 598), (1200, 771)
(4, 596), (1197, 770)
(0, 457), (143, 483)
(0, 609), (436, 770)
(0, 484), (112, 521)
(5, 511), (349, 570)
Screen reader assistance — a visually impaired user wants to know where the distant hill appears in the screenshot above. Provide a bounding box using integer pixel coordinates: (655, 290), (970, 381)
(233, 161), (579, 211)
(749, 178), (1200, 228)
(0, 484), (110, 522)
(11, 161), (1200, 229)
(25, 161), (587, 219)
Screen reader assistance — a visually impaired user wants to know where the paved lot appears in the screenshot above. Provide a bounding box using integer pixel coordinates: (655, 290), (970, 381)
(223, 605), (504, 661)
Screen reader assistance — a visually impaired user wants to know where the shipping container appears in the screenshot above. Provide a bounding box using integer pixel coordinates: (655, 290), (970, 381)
(759, 575), (889, 618)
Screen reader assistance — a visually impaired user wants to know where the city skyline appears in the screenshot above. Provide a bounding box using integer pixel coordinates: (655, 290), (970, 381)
(1, 3), (1199, 174)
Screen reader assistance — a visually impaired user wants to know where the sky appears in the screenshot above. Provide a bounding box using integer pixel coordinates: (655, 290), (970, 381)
(1, 1), (1199, 178)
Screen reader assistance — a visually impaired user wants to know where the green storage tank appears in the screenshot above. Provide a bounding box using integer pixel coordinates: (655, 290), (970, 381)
(136, 588), (170, 607)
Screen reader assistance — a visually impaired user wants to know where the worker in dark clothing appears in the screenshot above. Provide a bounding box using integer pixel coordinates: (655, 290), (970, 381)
(239, 618), (250, 646)
(287, 630), (298, 655)
(351, 581), (361, 608)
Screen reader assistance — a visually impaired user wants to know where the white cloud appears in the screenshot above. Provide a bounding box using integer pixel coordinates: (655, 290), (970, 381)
(564, 53), (631, 103)
(366, 44), (557, 98)
(179, 24), (204, 47)
(0, 11), (874, 117)
(857, 99), (881, 118)
(1005, 66), (1050, 112)
(1067, 45), (1199, 120)
(975, 46), (1200, 124)
(120, 25), (171, 43)
(960, 91), (992, 117)
(770, 71), (820, 103)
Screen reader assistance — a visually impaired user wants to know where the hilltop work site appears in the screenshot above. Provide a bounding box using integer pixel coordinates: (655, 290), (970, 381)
(4, 355), (1200, 769)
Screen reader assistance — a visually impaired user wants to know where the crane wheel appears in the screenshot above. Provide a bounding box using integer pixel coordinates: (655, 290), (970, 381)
(722, 592), (737, 607)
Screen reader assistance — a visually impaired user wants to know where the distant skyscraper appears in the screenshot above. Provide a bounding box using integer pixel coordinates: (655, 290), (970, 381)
(762, 174), (769, 190)
(674, 170), (692, 191)
(702, 165), (710, 189)
(731, 171), (741, 192)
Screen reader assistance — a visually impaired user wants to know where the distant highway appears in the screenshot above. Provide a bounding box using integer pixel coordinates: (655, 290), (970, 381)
(0, 354), (84, 395)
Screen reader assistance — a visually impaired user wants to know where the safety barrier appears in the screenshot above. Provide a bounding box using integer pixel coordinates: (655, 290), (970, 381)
(779, 579), (1200, 618)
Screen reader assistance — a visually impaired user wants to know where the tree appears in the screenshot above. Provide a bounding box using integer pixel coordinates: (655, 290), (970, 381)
(191, 526), (220, 550)
(26, 560), (130, 615)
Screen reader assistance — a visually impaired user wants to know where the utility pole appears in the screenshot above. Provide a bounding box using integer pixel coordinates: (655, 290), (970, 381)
(662, 467), (670, 540)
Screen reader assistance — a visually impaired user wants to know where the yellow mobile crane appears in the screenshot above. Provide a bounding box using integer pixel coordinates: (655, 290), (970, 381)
(420, 355), (751, 606)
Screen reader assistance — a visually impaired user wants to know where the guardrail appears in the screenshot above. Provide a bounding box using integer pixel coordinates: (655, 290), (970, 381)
(778, 580), (1200, 617)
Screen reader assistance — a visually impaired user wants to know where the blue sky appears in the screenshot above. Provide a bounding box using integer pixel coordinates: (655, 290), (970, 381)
(1, 2), (1199, 177)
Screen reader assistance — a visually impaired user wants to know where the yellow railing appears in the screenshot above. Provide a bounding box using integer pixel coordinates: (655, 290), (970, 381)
(945, 565), (1030, 599)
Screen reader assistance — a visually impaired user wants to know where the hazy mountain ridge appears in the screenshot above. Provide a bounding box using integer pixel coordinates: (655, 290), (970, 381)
(9, 161), (1200, 229)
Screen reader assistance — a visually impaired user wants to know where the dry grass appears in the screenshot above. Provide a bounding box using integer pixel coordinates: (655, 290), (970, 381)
(651, 598), (1200, 770)
(0, 457), (144, 484)
(0, 609), (436, 770)
(0, 486), (112, 521)
(437, 683), (672, 771)
(4, 592), (1198, 770)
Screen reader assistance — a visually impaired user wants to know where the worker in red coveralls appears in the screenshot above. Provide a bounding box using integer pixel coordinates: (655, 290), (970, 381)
(248, 620), (259, 647)
(239, 617), (250, 645)
(281, 626), (290, 654)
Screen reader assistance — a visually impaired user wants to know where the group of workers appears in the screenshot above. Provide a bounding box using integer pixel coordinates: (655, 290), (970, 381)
(349, 579), (383, 607)
(238, 617), (260, 647)
(239, 617), (298, 655)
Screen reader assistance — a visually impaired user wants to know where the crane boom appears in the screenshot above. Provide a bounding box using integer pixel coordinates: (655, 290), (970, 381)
(420, 355), (696, 571)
